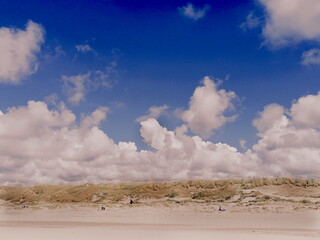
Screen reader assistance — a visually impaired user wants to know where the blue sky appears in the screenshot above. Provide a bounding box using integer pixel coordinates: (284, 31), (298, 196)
(1, 0), (320, 184)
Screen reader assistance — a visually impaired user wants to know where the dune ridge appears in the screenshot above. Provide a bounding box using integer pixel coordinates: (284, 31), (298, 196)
(1, 178), (320, 211)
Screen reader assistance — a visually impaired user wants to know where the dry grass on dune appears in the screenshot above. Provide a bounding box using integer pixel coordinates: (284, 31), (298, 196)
(1, 178), (320, 207)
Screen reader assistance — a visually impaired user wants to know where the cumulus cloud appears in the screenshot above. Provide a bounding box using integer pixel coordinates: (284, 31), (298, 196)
(290, 92), (320, 128)
(0, 101), (113, 185)
(136, 105), (169, 122)
(181, 76), (237, 138)
(62, 70), (112, 106)
(81, 107), (109, 128)
(139, 118), (258, 180)
(0, 20), (44, 84)
(252, 92), (320, 178)
(240, 12), (260, 31)
(75, 44), (95, 54)
(178, 2), (211, 20)
(301, 48), (320, 66)
(253, 104), (285, 134)
(259, 0), (320, 47)
(0, 100), (258, 186)
(2, 78), (320, 185)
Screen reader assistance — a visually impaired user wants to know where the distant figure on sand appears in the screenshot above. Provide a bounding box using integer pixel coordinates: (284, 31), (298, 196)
(130, 199), (133, 204)
(99, 205), (106, 211)
(219, 206), (225, 211)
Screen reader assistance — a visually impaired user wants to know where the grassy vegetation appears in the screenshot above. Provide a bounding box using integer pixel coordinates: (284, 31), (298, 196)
(0, 178), (319, 206)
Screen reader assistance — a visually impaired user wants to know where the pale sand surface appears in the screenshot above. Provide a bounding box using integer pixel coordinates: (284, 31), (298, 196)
(1, 204), (320, 240)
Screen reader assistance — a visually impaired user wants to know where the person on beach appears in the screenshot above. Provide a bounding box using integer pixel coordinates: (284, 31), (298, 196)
(219, 205), (225, 211)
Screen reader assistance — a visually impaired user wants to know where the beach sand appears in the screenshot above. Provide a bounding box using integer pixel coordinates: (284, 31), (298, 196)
(1, 203), (320, 240)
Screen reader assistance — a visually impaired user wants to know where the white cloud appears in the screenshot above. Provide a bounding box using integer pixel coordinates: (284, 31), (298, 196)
(0, 101), (75, 139)
(259, 0), (320, 47)
(75, 44), (95, 54)
(252, 92), (320, 178)
(301, 48), (320, 66)
(81, 107), (109, 128)
(239, 139), (247, 150)
(62, 58), (118, 106)
(0, 100), (259, 186)
(178, 2), (211, 20)
(44, 93), (59, 106)
(2, 78), (320, 185)
(0, 101), (114, 185)
(240, 12), (260, 31)
(139, 118), (258, 180)
(0, 20), (44, 84)
(136, 105), (169, 122)
(290, 92), (320, 128)
(62, 73), (89, 105)
(252, 104), (285, 134)
(181, 76), (237, 138)
(43, 45), (65, 63)
(62, 70), (112, 106)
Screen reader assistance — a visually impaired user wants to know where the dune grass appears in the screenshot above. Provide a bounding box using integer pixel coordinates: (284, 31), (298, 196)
(0, 178), (319, 206)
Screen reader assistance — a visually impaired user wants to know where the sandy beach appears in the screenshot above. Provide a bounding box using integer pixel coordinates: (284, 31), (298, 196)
(1, 179), (320, 240)
(1, 203), (320, 240)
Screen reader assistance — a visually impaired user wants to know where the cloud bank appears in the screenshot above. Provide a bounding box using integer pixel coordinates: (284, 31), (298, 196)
(0, 99), (257, 186)
(0, 77), (320, 185)
(0, 20), (44, 84)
